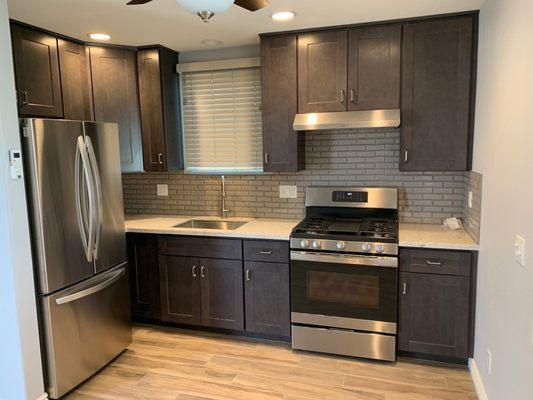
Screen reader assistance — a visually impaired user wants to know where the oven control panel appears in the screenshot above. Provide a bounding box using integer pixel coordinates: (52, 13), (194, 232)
(332, 191), (368, 203)
(290, 238), (398, 256)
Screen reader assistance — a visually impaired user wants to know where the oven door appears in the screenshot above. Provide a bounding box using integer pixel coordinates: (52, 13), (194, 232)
(291, 251), (398, 334)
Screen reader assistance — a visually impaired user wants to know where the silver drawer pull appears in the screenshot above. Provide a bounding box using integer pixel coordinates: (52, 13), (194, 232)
(426, 260), (442, 266)
(246, 269), (252, 281)
(402, 282), (407, 295)
(259, 250), (273, 255)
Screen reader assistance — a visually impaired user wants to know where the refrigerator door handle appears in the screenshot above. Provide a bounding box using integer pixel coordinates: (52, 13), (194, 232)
(76, 136), (96, 263)
(55, 266), (126, 305)
(74, 142), (89, 257)
(85, 136), (103, 260)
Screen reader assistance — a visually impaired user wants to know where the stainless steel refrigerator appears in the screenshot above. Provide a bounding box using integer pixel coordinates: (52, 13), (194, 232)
(22, 118), (132, 399)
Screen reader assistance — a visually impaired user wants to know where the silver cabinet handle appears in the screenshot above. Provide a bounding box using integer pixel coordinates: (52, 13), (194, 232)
(426, 260), (443, 266)
(158, 152), (164, 165)
(402, 282), (407, 295)
(340, 89), (346, 104)
(259, 250), (272, 255)
(200, 266), (206, 278)
(404, 150), (409, 163)
(246, 269), (252, 281)
(85, 135), (103, 261)
(350, 89), (355, 103)
(264, 152), (269, 164)
(192, 265), (197, 278)
(20, 90), (28, 105)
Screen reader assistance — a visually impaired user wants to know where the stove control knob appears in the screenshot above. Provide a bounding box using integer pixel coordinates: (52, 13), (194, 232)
(336, 241), (346, 250)
(375, 244), (385, 253)
(361, 243), (372, 252)
(312, 240), (322, 249)
(300, 239), (310, 249)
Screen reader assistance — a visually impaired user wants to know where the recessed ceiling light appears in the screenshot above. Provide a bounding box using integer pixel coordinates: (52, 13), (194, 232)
(271, 11), (295, 22)
(88, 33), (111, 41)
(201, 39), (223, 47)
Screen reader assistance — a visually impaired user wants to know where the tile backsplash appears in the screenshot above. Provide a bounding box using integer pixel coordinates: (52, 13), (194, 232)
(463, 171), (483, 243)
(123, 129), (481, 228)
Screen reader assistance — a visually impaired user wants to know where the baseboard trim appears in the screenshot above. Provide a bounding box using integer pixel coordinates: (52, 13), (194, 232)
(469, 358), (489, 400)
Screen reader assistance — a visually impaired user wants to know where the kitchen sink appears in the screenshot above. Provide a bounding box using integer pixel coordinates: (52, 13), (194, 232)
(173, 219), (248, 230)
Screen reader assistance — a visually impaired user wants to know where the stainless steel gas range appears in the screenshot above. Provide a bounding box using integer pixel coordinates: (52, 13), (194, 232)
(290, 187), (399, 362)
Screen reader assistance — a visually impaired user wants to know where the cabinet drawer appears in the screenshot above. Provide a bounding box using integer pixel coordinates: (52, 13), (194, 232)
(243, 240), (289, 263)
(158, 235), (242, 260)
(400, 248), (471, 276)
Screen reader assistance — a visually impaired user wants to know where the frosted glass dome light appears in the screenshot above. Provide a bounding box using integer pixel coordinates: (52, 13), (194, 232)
(176, 0), (235, 14)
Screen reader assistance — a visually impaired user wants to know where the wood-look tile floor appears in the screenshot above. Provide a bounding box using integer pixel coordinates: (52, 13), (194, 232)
(66, 325), (477, 400)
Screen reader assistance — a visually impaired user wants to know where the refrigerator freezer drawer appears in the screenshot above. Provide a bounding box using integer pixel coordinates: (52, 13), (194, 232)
(41, 264), (132, 399)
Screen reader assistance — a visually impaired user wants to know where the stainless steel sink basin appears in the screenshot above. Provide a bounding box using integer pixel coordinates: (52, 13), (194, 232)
(173, 219), (248, 230)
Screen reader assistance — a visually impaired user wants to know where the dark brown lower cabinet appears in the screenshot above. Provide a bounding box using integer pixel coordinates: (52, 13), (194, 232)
(244, 261), (290, 338)
(398, 248), (474, 360)
(159, 255), (244, 330)
(200, 258), (244, 330)
(127, 234), (160, 321)
(159, 255), (202, 326)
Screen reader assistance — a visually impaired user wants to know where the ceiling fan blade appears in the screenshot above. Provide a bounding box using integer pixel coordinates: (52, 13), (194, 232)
(234, 0), (269, 12)
(126, 0), (153, 5)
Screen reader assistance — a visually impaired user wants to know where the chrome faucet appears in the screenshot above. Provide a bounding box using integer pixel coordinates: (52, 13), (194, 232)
(220, 175), (230, 219)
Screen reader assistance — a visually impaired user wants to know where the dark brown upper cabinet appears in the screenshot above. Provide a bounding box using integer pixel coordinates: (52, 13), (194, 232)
(89, 46), (143, 172)
(298, 30), (348, 113)
(137, 46), (182, 172)
(260, 35), (304, 172)
(58, 39), (92, 121)
(401, 16), (475, 171)
(11, 24), (63, 118)
(347, 25), (401, 111)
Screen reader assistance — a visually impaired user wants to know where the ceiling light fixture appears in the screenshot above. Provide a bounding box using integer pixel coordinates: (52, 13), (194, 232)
(201, 39), (224, 47)
(271, 11), (295, 21)
(88, 33), (111, 41)
(176, 0), (234, 22)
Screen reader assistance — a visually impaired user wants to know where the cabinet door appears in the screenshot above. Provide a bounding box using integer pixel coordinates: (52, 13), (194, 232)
(399, 272), (470, 359)
(401, 17), (474, 171)
(347, 25), (401, 111)
(11, 24), (63, 117)
(298, 30), (348, 113)
(244, 262), (290, 337)
(261, 35), (303, 172)
(159, 255), (201, 325)
(200, 258), (244, 330)
(58, 39), (92, 121)
(89, 47), (143, 172)
(127, 234), (160, 320)
(137, 48), (166, 172)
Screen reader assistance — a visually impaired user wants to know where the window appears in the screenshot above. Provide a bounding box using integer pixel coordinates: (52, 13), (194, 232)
(180, 66), (263, 173)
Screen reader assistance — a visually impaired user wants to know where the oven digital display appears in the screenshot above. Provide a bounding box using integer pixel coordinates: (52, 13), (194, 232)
(332, 191), (368, 203)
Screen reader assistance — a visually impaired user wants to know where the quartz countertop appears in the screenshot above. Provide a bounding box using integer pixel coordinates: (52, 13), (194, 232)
(125, 214), (300, 241)
(125, 215), (479, 251)
(399, 223), (479, 251)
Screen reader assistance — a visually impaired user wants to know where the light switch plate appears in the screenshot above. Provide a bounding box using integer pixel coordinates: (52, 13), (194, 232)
(468, 191), (473, 209)
(157, 184), (168, 197)
(515, 234), (526, 267)
(279, 185), (297, 199)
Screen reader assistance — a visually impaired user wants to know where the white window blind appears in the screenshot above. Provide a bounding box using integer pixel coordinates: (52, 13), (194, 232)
(181, 67), (263, 173)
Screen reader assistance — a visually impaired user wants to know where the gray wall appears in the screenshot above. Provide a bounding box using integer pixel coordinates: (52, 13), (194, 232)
(0, 0), (45, 398)
(472, 0), (533, 398)
(124, 129), (480, 226)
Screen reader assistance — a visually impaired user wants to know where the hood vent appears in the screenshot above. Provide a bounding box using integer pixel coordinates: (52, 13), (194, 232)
(293, 109), (401, 131)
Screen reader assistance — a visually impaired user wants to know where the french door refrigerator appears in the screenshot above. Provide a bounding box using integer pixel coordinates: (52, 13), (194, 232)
(22, 118), (132, 399)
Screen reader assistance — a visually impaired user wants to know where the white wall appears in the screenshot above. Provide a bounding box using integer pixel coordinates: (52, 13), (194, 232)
(0, 0), (45, 398)
(472, 0), (533, 398)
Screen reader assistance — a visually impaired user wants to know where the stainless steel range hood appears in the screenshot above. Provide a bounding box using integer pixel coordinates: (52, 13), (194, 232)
(293, 109), (401, 131)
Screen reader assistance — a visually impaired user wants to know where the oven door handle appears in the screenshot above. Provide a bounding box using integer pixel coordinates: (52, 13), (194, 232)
(290, 251), (398, 268)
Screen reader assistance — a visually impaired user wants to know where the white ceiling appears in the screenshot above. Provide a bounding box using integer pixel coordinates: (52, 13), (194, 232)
(7, 0), (485, 53)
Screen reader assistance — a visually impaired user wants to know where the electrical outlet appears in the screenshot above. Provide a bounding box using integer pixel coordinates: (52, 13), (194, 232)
(279, 185), (297, 199)
(515, 234), (526, 267)
(157, 184), (168, 197)
(468, 191), (473, 209)
(487, 349), (492, 375)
